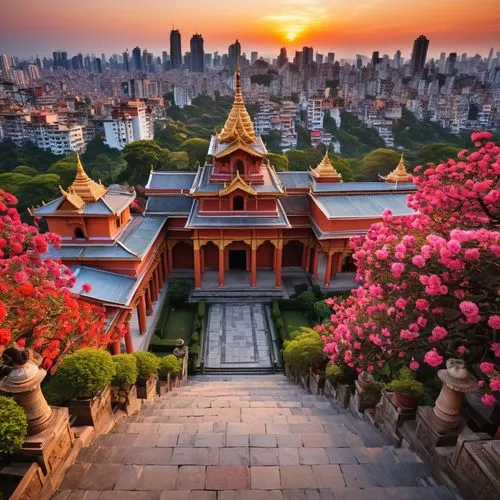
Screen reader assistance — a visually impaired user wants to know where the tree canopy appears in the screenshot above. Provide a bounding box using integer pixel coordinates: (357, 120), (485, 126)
(179, 138), (209, 166)
(359, 148), (402, 181)
(267, 153), (289, 172)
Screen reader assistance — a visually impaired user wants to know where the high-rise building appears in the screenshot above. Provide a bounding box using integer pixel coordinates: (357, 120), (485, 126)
(228, 39), (241, 75)
(0, 54), (11, 72)
(170, 29), (182, 69)
(410, 35), (429, 75)
(316, 53), (324, 65)
(123, 50), (130, 72)
(277, 47), (288, 68)
(132, 46), (142, 71)
(162, 51), (168, 71)
(327, 53), (335, 64)
(446, 52), (457, 74)
(394, 50), (401, 68)
(250, 51), (258, 65)
(438, 52), (446, 73)
(371, 51), (380, 66)
(302, 47), (313, 66)
(190, 34), (205, 73)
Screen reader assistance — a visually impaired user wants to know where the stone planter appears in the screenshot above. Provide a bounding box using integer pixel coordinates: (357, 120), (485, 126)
(0, 462), (45, 500)
(350, 373), (382, 414)
(335, 384), (351, 409)
(374, 390), (416, 444)
(324, 379), (336, 398)
(112, 385), (142, 416)
(393, 391), (418, 409)
(67, 384), (114, 434)
(136, 377), (158, 400)
(158, 374), (171, 396)
(309, 372), (325, 395)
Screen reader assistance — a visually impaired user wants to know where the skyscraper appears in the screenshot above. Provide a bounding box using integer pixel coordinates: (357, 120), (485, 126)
(170, 30), (182, 70)
(302, 47), (313, 66)
(371, 51), (380, 66)
(123, 50), (130, 72)
(190, 34), (205, 73)
(250, 51), (258, 65)
(277, 47), (288, 68)
(228, 40), (241, 75)
(132, 46), (141, 71)
(410, 35), (429, 75)
(446, 52), (457, 74)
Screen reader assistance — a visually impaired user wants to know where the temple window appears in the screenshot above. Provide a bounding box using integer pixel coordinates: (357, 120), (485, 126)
(233, 196), (244, 211)
(235, 160), (245, 176)
(74, 227), (85, 239)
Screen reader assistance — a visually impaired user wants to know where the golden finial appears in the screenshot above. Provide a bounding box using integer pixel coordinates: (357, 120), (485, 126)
(66, 154), (107, 202)
(310, 150), (342, 181)
(382, 153), (411, 183)
(218, 65), (256, 145)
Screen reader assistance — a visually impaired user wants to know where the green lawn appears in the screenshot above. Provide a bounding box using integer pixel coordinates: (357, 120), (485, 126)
(282, 310), (312, 337)
(162, 307), (196, 341)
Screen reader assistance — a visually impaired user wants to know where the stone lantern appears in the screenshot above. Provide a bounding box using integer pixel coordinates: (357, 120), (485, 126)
(416, 358), (478, 452)
(173, 339), (189, 381)
(0, 348), (52, 435)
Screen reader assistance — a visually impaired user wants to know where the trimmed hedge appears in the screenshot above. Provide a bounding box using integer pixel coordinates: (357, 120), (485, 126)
(112, 354), (138, 391)
(159, 354), (183, 378)
(132, 351), (160, 379)
(283, 327), (326, 372)
(53, 348), (115, 399)
(0, 396), (28, 456)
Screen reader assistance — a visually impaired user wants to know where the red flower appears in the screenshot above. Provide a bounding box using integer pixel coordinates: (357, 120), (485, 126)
(81, 283), (92, 293)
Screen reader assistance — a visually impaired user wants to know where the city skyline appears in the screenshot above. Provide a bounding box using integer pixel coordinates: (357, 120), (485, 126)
(1, 0), (499, 59)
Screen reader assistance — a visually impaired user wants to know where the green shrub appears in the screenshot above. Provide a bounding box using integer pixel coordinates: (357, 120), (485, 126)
(54, 348), (115, 399)
(283, 328), (326, 371)
(311, 284), (323, 299)
(296, 291), (315, 313)
(192, 317), (201, 332)
(189, 343), (201, 355)
(0, 396), (28, 456)
(314, 300), (331, 321)
(132, 351), (160, 379)
(159, 354), (182, 378)
(168, 280), (190, 307)
(325, 362), (357, 385)
(111, 354), (138, 391)
(197, 301), (206, 319)
(387, 367), (424, 398)
(191, 331), (200, 343)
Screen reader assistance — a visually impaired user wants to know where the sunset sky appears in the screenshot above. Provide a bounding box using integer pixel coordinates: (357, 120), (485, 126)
(2, 0), (499, 59)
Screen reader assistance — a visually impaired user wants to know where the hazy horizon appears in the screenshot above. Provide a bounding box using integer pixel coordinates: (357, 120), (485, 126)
(1, 0), (499, 60)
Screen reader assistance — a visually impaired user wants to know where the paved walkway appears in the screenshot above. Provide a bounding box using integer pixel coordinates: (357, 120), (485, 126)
(205, 304), (271, 369)
(54, 376), (459, 499)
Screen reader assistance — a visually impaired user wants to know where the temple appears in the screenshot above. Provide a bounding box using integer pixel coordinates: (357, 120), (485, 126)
(32, 69), (416, 353)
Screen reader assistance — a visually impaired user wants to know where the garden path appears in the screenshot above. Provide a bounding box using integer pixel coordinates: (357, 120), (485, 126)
(53, 375), (460, 499)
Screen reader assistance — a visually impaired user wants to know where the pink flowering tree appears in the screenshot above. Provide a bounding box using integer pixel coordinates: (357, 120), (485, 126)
(318, 132), (499, 405)
(0, 190), (123, 370)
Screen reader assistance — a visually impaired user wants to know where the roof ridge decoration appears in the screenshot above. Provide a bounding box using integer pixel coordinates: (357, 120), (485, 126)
(66, 154), (108, 202)
(218, 67), (257, 145)
(218, 171), (257, 197)
(310, 151), (342, 180)
(59, 185), (85, 210)
(381, 153), (411, 183)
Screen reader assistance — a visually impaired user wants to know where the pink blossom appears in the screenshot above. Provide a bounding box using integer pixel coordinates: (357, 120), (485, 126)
(424, 349), (444, 367)
(481, 394), (496, 406)
(395, 297), (407, 310)
(446, 239), (461, 254)
(480, 362), (495, 374)
(13, 271), (28, 284)
(456, 345), (466, 356)
(490, 343), (500, 357)
(411, 255), (426, 267)
(463, 248), (480, 261)
(490, 378), (500, 392)
(409, 360), (420, 370)
(459, 301), (479, 317)
(428, 326), (448, 343)
(375, 249), (388, 260)
(391, 262), (405, 278)
(488, 315), (500, 329)
(415, 299), (429, 311)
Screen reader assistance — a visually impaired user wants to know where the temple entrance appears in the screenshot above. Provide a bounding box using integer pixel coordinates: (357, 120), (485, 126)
(229, 250), (246, 270)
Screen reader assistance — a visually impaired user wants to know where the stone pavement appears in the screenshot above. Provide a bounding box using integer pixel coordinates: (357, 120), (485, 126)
(53, 375), (460, 499)
(205, 304), (271, 370)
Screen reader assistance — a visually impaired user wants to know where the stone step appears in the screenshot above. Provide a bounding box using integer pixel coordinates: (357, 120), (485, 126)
(52, 374), (461, 500)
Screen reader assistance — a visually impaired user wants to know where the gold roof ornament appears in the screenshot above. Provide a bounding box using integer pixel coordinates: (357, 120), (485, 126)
(310, 151), (342, 180)
(59, 185), (85, 210)
(218, 171), (257, 197)
(218, 68), (256, 145)
(68, 154), (108, 202)
(381, 153), (411, 183)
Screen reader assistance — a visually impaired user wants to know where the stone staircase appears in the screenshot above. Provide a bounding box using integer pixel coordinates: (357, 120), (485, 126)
(53, 375), (460, 499)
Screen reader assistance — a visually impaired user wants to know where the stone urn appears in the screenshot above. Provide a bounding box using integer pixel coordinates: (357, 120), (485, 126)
(433, 358), (478, 430)
(0, 348), (52, 435)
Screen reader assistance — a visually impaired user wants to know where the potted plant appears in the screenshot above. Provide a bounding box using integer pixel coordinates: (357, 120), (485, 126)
(132, 352), (160, 400)
(386, 367), (424, 409)
(51, 348), (115, 433)
(283, 328), (326, 390)
(111, 354), (140, 415)
(158, 354), (182, 394)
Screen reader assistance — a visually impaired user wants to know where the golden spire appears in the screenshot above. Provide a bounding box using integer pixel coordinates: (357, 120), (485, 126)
(310, 151), (342, 180)
(382, 153), (411, 183)
(68, 154), (107, 202)
(218, 67), (256, 144)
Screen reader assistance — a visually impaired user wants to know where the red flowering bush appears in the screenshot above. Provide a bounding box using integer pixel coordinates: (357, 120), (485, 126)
(0, 190), (122, 370)
(319, 132), (500, 405)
